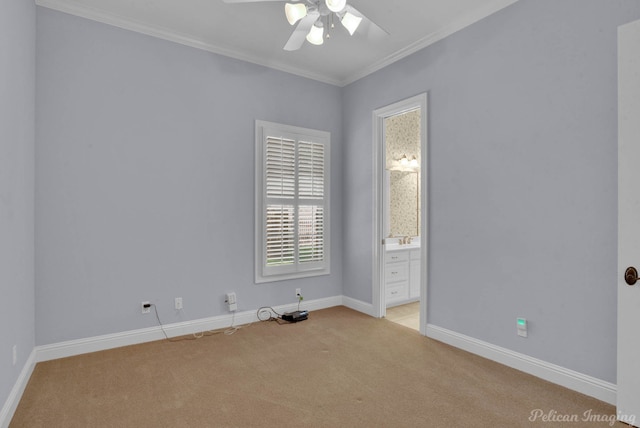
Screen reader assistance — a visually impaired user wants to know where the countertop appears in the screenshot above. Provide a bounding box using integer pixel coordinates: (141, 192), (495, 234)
(385, 242), (421, 252)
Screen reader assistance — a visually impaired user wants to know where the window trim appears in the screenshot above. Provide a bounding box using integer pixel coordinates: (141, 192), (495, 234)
(255, 120), (330, 284)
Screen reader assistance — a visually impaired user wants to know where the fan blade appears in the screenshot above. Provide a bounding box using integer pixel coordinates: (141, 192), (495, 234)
(343, 4), (389, 41)
(283, 10), (319, 51)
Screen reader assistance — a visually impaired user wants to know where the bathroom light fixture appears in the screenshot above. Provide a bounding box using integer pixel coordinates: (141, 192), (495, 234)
(390, 154), (419, 171)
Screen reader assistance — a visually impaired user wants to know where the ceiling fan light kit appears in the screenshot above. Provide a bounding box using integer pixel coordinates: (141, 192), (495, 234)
(289, 1), (361, 44)
(306, 22), (325, 45)
(325, 0), (346, 13)
(224, 0), (387, 51)
(340, 11), (362, 35)
(285, 2), (307, 25)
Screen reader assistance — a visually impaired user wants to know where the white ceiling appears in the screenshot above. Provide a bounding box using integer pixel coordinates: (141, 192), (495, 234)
(36, 0), (519, 86)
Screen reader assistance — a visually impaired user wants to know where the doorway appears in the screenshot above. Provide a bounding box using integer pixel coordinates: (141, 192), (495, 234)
(373, 94), (428, 335)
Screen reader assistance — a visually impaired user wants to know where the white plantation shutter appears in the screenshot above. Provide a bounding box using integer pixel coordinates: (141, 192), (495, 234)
(265, 137), (297, 267)
(298, 141), (325, 265)
(266, 204), (295, 266)
(298, 141), (324, 199)
(256, 121), (330, 283)
(266, 137), (295, 199)
(298, 205), (324, 263)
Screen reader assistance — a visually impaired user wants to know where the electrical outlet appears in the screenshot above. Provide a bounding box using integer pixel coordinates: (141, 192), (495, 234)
(295, 288), (302, 299)
(226, 292), (237, 312)
(12, 345), (17, 366)
(141, 301), (151, 314)
(175, 297), (183, 310)
(517, 318), (527, 337)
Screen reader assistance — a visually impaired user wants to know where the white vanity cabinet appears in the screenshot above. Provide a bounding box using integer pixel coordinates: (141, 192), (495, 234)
(385, 247), (421, 307)
(385, 250), (409, 305)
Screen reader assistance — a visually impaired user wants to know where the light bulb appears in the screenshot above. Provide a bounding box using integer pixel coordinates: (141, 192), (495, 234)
(409, 155), (419, 168)
(306, 23), (324, 45)
(341, 11), (362, 35)
(285, 3), (307, 25)
(399, 154), (408, 166)
(325, 0), (346, 13)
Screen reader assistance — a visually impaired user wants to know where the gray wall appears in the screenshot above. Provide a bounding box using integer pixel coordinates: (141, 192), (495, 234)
(35, 8), (343, 345)
(343, 0), (640, 383)
(0, 0), (36, 410)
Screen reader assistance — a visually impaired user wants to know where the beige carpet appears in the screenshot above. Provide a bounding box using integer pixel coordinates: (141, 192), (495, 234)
(11, 306), (623, 427)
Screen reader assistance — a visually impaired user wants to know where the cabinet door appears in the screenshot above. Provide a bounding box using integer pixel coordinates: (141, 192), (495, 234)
(385, 251), (409, 264)
(386, 281), (409, 304)
(385, 262), (408, 283)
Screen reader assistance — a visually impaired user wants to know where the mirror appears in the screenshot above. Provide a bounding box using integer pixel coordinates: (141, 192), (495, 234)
(385, 109), (421, 237)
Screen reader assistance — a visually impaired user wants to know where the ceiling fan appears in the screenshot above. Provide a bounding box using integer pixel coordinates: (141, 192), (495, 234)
(222, 0), (389, 51)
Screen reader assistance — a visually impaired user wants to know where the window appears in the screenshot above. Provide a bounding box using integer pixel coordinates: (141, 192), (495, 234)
(255, 121), (330, 283)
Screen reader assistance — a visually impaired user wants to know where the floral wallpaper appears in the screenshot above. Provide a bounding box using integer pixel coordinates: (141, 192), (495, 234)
(385, 109), (421, 237)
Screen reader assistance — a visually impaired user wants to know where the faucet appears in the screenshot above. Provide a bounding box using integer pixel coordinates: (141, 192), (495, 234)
(400, 236), (412, 245)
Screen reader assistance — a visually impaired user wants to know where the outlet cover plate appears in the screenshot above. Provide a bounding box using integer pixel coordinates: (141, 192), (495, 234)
(141, 301), (151, 314)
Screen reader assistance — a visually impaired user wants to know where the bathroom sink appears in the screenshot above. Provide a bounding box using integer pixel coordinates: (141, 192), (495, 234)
(385, 242), (420, 252)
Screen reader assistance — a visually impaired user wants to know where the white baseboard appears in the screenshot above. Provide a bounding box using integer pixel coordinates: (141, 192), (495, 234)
(0, 348), (36, 428)
(426, 324), (617, 405)
(299, 295), (343, 313)
(341, 296), (375, 317)
(36, 295), (343, 363)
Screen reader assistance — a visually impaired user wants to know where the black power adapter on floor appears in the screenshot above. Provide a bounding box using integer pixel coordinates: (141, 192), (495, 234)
(282, 310), (308, 323)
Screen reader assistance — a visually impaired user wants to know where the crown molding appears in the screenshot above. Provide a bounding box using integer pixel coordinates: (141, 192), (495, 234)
(35, 0), (343, 86)
(339, 0), (520, 86)
(36, 0), (519, 88)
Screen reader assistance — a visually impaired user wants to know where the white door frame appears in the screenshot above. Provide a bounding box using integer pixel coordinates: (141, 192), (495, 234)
(372, 93), (428, 335)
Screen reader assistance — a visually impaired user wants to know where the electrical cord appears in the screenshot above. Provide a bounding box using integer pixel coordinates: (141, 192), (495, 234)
(257, 306), (287, 324)
(151, 304), (247, 342)
(257, 306), (280, 320)
(152, 304), (188, 342)
(216, 310), (246, 336)
(257, 292), (306, 324)
(152, 297), (304, 340)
